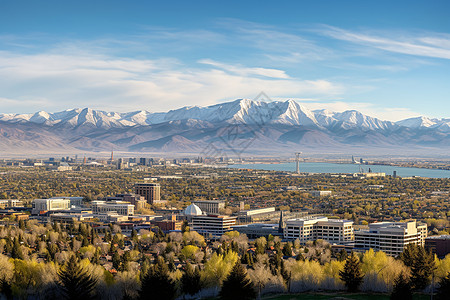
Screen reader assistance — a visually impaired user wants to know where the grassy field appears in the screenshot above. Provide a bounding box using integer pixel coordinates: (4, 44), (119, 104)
(263, 293), (431, 300)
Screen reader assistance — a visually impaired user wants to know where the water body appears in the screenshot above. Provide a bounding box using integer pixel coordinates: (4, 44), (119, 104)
(228, 162), (450, 178)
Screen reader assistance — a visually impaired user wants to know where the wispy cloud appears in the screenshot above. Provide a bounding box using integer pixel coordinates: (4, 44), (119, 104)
(320, 26), (450, 60)
(0, 48), (343, 114)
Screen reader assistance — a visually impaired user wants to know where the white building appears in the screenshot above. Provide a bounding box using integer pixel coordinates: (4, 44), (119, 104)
(32, 198), (71, 214)
(310, 191), (332, 197)
(284, 216), (354, 244)
(91, 200), (134, 216)
(192, 200), (225, 214)
(191, 215), (237, 237)
(354, 220), (427, 256)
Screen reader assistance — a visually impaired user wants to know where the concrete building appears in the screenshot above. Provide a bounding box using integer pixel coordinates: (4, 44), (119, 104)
(0, 199), (22, 209)
(425, 235), (450, 258)
(310, 191), (332, 198)
(354, 220), (427, 256)
(135, 182), (162, 204)
(284, 216), (354, 244)
(232, 223), (282, 239)
(91, 200), (134, 216)
(191, 215), (237, 238)
(192, 200), (225, 214)
(108, 194), (148, 211)
(32, 198), (71, 214)
(50, 212), (94, 223)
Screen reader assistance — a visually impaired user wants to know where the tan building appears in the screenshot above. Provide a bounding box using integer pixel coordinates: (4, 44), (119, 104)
(91, 200), (134, 216)
(135, 182), (163, 204)
(32, 198), (71, 214)
(284, 216), (354, 244)
(0, 199), (22, 209)
(354, 220), (427, 256)
(191, 215), (237, 237)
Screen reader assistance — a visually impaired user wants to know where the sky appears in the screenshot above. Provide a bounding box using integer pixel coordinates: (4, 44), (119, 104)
(0, 0), (449, 121)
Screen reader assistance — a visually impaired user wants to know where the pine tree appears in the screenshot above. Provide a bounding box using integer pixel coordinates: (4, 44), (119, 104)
(400, 244), (418, 267)
(181, 263), (202, 296)
(338, 249), (348, 262)
(219, 261), (256, 300)
(390, 272), (412, 300)
(139, 256), (176, 300)
(410, 246), (435, 290)
(435, 272), (450, 300)
(112, 251), (121, 271)
(339, 252), (364, 292)
(57, 255), (98, 300)
(282, 242), (293, 257)
(11, 237), (23, 260)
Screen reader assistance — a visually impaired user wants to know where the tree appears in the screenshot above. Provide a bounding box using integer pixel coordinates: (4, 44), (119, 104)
(410, 246), (435, 290)
(339, 252), (364, 292)
(11, 237), (23, 260)
(139, 257), (176, 300)
(436, 272), (450, 300)
(181, 263), (202, 296)
(390, 272), (412, 300)
(282, 242), (293, 257)
(219, 261), (256, 300)
(57, 255), (98, 300)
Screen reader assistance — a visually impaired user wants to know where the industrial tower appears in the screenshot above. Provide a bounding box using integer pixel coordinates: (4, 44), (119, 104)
(295, 152), (302, 174)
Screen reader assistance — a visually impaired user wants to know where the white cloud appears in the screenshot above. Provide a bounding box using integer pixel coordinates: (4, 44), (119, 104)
(0, 49), (343, 113)
(320, 26), (450, 60)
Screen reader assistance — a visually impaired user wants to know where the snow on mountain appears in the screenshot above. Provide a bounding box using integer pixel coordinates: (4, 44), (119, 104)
(396, 117), (450, 132)
(0, 99), (445, 133)
(313, 109), (396, 131)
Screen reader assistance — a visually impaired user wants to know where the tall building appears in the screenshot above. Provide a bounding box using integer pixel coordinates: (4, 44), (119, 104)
(135, 182), (162, 204)
(284, 216), (354, 244)
(354, 220), (427, 256)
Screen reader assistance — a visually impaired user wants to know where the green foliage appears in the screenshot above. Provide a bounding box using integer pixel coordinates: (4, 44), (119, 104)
(181, 262), (202, 296)
(401, 245), (436, 290)
(57, 255), (98, 300)
(436, 272), (450, 300)
(139, 256), (176, 300)
(390, 272), (412, 300)
(339, 252), (364, 292)
(219, 261), (256, 300)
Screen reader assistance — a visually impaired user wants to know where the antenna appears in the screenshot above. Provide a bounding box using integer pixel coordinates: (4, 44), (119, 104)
(295, 152), (302, 174)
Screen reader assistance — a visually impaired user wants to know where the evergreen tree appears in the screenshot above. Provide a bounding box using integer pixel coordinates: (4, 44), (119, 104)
(296, 253), (305, 261)
(57, 255), (98, 300)
(282, 242), (293, 257)
(436, 272), (450, 300)
(339, 252), (364, 292)
(390, 272), (412, 300)
(112, 251), (121, 271)
(410, 246), (435, 290)
(11, 237), (23, 260)
(181, 263), (202, 296)
(219, 261), (256, 300)
(338, 249), (348, 262)
(139, 257), (176, 300)
(400, 244), (418, 268)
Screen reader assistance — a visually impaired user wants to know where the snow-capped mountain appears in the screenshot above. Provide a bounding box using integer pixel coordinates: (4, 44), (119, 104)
(396, 116), (450, 132)
(0, 99), (448, 155)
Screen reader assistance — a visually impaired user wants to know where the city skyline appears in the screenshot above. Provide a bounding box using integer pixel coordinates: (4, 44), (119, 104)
(1, 1), (449, 121)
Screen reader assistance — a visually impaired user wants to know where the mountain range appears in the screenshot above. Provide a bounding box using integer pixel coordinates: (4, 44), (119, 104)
(0, 99), (449, 156)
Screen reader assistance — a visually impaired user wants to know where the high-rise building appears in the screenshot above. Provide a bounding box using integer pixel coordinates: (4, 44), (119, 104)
(135, 182), (162, 204)
(354, 220), (427, 256)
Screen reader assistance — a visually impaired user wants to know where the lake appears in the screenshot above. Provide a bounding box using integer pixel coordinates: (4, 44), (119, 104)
(228, 162), (450, 178)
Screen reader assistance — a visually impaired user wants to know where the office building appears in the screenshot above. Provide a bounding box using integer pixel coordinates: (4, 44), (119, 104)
(0, 199), (22, 209)
(91, 200), (134, 216)
(425, 235), (450, 258)
(32, 198), (71, 214)
(310, 191), (332, 197)
(135, 182), (162, 204)
(191, 215), (237, 237)
(354, 220), (427, 256)
(192, 200), (225, 214)
(284, 216), (354, 244)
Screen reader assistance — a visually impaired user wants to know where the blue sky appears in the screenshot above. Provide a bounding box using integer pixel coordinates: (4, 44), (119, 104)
(0, 0), (449, 121)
